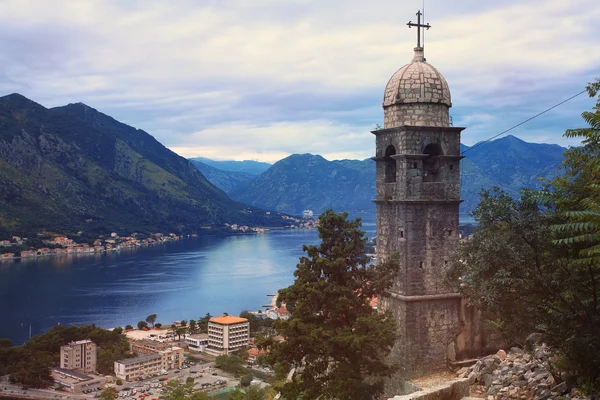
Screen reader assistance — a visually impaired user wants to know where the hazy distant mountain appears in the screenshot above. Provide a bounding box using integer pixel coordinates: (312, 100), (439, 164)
(189, 157), (271, 176)
(189, 159), (255, 194)
(229, 154), (375, 215)
(199, 135), (566, 216)
(0, 93), (286, 237)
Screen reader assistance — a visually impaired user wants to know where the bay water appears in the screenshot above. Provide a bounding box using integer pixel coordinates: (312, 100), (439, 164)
(0, 213), (376, 344)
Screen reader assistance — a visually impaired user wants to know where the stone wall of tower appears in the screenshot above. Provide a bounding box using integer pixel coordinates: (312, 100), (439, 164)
(384, 103), (449, 128)
(376, 202), (459, 296)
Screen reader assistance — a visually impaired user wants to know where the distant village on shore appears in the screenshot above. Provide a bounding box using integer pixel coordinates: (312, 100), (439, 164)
(0, 213), (318, 262)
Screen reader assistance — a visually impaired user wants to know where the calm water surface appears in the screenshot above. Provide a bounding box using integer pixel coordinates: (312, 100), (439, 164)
(0, 213), (376, 344)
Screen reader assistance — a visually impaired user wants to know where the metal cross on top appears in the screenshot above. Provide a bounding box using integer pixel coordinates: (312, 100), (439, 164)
(407, 10), (430, 49)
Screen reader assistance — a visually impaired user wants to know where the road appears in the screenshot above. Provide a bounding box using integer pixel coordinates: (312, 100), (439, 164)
(1, 384), (92, 400)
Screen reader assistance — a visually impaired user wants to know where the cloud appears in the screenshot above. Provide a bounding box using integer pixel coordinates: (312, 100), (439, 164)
(0, 0), (598, 162)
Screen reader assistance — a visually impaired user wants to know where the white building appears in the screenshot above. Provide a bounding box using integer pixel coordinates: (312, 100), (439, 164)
(185, 334), (209, 352)
(206, 316), (249, 356)
(114, 354), (162, 381)
(60, 340), (97, 374)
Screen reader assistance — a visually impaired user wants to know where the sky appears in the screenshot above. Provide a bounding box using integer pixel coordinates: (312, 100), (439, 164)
(0, 0), (599, 163)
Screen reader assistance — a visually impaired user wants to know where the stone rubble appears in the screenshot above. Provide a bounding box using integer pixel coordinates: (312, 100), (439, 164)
(456, 345), (590, 400)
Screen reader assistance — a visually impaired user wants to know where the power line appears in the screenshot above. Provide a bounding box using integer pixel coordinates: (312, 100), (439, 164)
(461, 89), (587, 155)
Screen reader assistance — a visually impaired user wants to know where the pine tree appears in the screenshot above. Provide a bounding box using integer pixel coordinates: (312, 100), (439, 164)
(265, 210), (399, 400)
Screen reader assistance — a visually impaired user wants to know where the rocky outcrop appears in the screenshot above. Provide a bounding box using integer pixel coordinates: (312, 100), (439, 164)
(456, 346), (589, 400)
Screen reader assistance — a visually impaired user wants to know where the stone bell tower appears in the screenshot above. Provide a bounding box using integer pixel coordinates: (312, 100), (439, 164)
(374, 11), (466, 378)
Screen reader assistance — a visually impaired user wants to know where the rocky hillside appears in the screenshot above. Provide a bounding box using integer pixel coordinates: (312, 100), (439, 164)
(0, 93), (285, 236)
(215, 136), (565, 216)
(457, 344), (578, 400)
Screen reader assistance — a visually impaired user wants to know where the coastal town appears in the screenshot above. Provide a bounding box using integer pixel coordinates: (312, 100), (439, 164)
(0, 214), (319, 262)
(0, 294), (291, 400)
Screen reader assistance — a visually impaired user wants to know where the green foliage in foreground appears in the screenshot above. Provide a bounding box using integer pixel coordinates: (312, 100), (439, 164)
(0, 324), (132, 388)
(263, 210), (400, 400)
(99, 387), (118, 400)
(161, 380), (208, 400)
(215, 354), (246, 375)
(446, 79), (600, 393)
(227, 385), (272, 400)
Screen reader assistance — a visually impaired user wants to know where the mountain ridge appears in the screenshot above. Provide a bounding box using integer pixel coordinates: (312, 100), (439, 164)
(192, 135), (567, 216)
(0, 93), (286, 237)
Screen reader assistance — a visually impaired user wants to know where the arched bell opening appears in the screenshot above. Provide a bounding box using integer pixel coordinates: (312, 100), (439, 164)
(384, 145), (397, 183)
(423, 143), (443, 183)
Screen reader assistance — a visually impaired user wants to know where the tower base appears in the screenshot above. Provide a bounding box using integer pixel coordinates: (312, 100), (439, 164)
(381, 293), (502, 394)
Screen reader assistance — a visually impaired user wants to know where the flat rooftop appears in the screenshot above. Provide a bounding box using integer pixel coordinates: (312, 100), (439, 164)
(52, 368), (92, 382)
(116, 354), (160, 365)
(186, 334), (209, 340)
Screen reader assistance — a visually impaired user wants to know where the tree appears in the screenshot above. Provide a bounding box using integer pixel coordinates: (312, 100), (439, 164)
(176, 327), (188, 341)
(240, 374), (253, 386)
(137, 321), (148, 330)
(162, 379), (208, 400)
(447, 81), (600, 392)
(228, 385), (270, 400)
(186, 376), (195, 385)
(125, 324), (133, 330)
(197, 313), (211, 333)
(265, 210), (399, 400)
(445, 188), (557, 341)
(180, 320), (187, 327)
(189, 319), (197, 333)
(99, 387), (118, 400)
(215, 355), (245, 375)
(155, 323), (162, 329)
(146, 314), (157, 328)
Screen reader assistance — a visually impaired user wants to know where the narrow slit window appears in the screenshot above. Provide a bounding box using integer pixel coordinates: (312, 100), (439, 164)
(419, 262), (423, 269)
(448, 230), (453, 236)
(400, 230), (404, 238)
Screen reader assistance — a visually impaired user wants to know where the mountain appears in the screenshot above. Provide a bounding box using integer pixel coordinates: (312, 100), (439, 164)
(218, 136), (566, 216)
(188, 157), (271, 176)
(189, 159), (255, 194)
(0, 93), (285, 236)
(229, 154), (376, 215)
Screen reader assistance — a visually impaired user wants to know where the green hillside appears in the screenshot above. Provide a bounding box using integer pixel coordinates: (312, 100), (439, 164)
(0, 93), (287, 237)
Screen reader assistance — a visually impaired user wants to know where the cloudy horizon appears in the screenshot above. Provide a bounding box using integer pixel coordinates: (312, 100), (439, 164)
(0, 0), (598, 162)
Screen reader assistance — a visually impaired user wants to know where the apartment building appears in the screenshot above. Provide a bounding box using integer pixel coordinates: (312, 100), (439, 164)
(60, 340), (97, 374)
(185, 334), (209, 352)
(206, 316), (249, 356)
(114, 354), (162, 381)
(114, 346), (184, 380)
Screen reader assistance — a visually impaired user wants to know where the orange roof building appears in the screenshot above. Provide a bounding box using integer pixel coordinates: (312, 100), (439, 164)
(206, 315), (250, 357)
(209, 316), (248, 325)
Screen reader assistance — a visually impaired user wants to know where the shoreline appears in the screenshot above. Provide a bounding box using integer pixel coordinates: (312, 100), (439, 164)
(0, 225), (319, 264)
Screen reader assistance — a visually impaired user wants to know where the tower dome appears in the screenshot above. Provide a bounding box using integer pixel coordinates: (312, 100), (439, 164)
(383, 48), (452, 128)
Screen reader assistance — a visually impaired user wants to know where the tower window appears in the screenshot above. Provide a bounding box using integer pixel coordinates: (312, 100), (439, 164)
(449, 164), (454, 171)
(400, 230), (404, 238)
(419, 261), (423, 269)
(448, 230), (453, 236)
(413, 162), (418, 169)
(423, 143), (443, 183)
(384, 145), (396, 183)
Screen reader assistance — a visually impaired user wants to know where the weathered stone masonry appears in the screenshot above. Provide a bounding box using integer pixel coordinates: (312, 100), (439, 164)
(374, 46), (496, 383)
